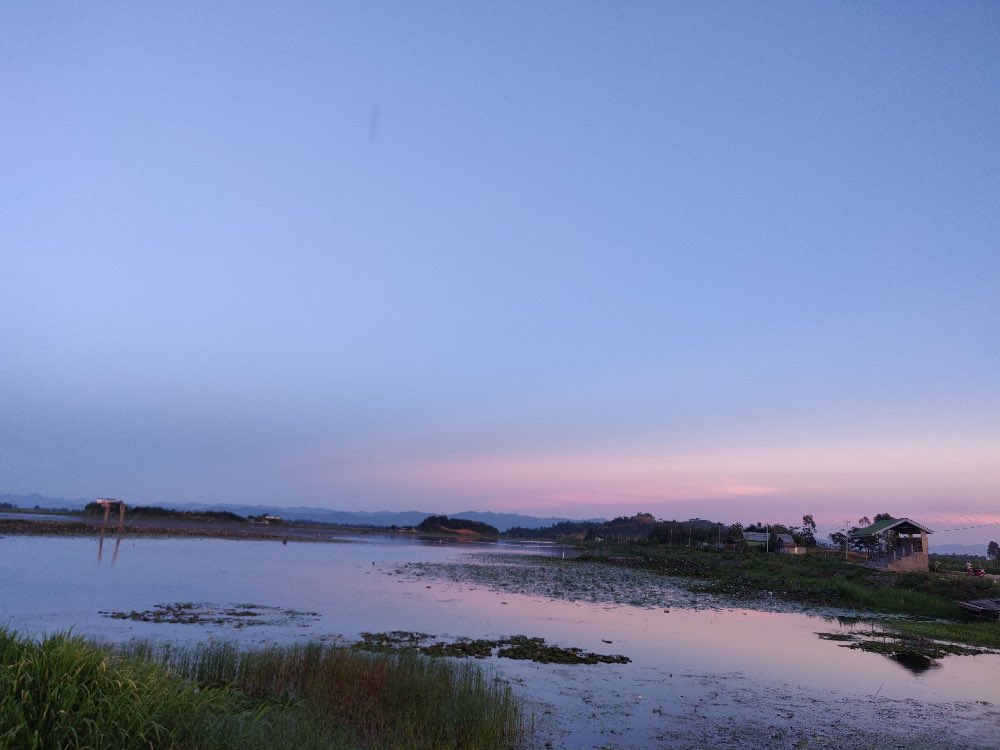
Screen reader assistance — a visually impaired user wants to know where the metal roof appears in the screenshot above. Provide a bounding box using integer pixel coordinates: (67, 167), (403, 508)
(850, 518), (933, 538)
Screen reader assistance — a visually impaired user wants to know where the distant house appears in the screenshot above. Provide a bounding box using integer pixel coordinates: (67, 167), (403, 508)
(740, 531), (771, 549)
(774, 533), (806, 555)
(849, 518), (932, 572)
(738, 531), (806, 554)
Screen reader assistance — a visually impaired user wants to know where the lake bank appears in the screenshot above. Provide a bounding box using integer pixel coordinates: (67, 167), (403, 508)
(3, 532), (999, 748)
(574, 542), (1000, 648)
(0, 513), (376, 542)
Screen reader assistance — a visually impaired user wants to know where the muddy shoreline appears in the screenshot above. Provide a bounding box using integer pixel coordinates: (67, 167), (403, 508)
(0, 515), (371, 542)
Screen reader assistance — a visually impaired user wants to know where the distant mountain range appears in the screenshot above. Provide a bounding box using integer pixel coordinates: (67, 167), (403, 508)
(4, 494), (992, 551)
(0, 494), (603, 532)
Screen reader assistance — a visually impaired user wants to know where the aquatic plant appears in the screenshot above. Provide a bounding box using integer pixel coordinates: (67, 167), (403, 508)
(99, 601), (321, 628)
(356, 631), (630, 665)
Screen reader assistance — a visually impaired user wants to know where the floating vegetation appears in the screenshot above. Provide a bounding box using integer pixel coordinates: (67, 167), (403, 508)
(816, 628), (996, 664)
(399, 554), (711, 610)
(99, 601), (320, 628)
(398, 554), (866, 617)
(815, 632), (855, 641)
(497, 635), (630, 664)
(356, 631), (630, 665)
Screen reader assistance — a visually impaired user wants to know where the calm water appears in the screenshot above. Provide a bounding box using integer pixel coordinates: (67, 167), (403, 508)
(3, 533), (998, 749)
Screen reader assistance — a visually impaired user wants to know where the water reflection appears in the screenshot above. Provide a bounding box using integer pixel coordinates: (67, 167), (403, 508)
(96, 531), (123, 566)
(889, 652), (940, 674)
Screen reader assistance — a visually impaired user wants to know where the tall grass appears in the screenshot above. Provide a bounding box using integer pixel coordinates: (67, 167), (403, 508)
(0, 628), (246, 750)
(135, 640), (528, 749)
(1, 629), (529, 750)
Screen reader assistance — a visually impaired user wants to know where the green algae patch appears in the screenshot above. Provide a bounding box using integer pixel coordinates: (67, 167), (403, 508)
(356, 631), (630, 665)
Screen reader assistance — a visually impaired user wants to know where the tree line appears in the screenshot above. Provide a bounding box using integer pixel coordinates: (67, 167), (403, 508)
(505, 513), (824, 547)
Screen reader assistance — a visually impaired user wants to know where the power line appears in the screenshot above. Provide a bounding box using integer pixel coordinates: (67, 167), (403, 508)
(931, 521), (1000, 533)
(811, 520), (1000, 537)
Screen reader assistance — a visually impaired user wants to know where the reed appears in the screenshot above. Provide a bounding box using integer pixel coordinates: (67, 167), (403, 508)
(1, 628), (528, 750)
(0, 628), (244, 750)
(138, 640), (528, 749)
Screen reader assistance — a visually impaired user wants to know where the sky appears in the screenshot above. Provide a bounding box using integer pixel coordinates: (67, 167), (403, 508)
(2, 2), (998, 546)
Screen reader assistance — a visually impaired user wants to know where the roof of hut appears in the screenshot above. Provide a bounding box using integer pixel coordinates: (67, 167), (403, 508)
(850, 518), (933, 538)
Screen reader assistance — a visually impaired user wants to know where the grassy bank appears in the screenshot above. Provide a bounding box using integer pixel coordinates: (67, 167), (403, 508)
(0, 629), (528, 750)
(581, 543), (999, 647)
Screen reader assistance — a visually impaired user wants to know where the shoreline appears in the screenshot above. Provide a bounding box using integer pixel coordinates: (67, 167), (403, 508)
(0, 516), (371, 543)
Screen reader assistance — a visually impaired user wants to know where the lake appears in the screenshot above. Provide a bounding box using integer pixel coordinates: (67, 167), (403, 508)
(2, 532), (998, 749)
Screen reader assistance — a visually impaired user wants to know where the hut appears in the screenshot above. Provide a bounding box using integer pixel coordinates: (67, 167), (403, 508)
(95, 497), (126, 532)
(740, 531), (771, 550)
(849, 518), (932, 572)
(739, 531), (805, 553)
(774, 533), (806, 555)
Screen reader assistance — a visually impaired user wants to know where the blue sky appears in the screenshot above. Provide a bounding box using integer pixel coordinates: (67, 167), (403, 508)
(2, 2), (998, 544)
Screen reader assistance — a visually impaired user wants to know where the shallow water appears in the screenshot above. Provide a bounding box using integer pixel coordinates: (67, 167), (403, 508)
(2, 533), (998, 749)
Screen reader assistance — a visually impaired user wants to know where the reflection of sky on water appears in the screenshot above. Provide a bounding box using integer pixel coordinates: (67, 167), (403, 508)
(2, 534), (997, 713)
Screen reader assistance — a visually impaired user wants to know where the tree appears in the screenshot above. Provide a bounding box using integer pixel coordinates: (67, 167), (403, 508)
(800, 515), (817, 547)
(871, 513), (896, 554)
(988, 540), (1000, 564)
(417, 515), (499, 536)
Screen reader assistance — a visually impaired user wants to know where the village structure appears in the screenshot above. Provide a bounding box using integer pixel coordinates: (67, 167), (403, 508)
(848, 517), (932, 572)
(738, 531), (807, 555)
(736, 517), (933, 571)
(95, 497), (126, 533)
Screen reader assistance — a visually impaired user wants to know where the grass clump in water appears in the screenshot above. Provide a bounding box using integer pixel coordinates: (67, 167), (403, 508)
(0, 628), (529, 750)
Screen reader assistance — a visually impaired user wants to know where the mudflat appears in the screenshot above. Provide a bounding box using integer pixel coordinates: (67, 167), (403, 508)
(0, 513), (358, 542)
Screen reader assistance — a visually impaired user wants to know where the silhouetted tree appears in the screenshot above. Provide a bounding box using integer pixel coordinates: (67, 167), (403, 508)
(800, 515), (817, 546)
